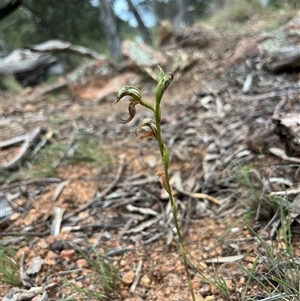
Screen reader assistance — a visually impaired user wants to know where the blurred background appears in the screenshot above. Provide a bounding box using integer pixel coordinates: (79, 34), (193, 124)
(0, 0), (299, 87)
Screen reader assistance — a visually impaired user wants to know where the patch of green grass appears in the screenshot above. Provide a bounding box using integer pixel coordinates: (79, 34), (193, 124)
(1, 134), (110, 184)
(193, 162), (299, 300)
(237, 166), (299, 299)
(65, 242), (120, 300)
(0, 246), (20, 286)
(0, 75), (23, 94)
(25, 134), (110, 179)
(207, 0), (299, 32)
(210, 0), (263, 25)
(69, 134), (111, 166)
(238, 165), (290, 221)
(22, 142), (65, 179)
(241, 217), (300, 300)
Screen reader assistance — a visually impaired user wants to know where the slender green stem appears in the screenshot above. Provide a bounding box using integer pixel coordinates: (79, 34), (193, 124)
(154, 101), (195, 300)
(163, 167), (196, 301)
(153, 75), (195, 301)
(140, 99), (154, 112)
(154, 102), (164, 159)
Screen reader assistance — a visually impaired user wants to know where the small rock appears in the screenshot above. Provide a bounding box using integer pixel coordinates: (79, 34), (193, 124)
(26, 256), (44, 275)
(239, 276), (246, 285)
(9, 212), (21, 221)
(15, 246), (30, 260)
(225, 279), (233, 292)
(140, 274), (151, 288)
(37, 239), (49, 249)
(24, 104), (35, 112)
(120, 289), (130, 298)
(75, 281), (83, 288)
(192, 276), (201, 290)
(44, 250), (58, 265)
(164, 287), (171, 296)
(121, 270), (135, 286)
(50, 240), (65, 252)
(245, 256), (256, 263)
(78, 210), (89, 219)
(76, 258), (88, 268)
(199, 283), (211, 297)
(60, 249), (76, 261)
(204, 296), (215, 301)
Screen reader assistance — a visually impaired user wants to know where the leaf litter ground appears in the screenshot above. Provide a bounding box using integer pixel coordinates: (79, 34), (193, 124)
(0, 19), (300, 301)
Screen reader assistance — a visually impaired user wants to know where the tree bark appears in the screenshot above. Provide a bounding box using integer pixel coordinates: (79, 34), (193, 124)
(98, 0), (122, 61)
(172, 0), (189, 34)
(126, 0), (152, 45)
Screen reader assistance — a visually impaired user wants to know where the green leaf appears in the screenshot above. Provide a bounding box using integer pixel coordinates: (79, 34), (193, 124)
(157, 66), (165, 82)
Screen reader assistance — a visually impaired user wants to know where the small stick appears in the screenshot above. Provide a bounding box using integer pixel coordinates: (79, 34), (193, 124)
(19, 252), (35, 287)
(130, 260), (143, 293)
(144, 233), (164, 245)
(0, 230), (50, 237)
(61, 222), (122, 232)
(105, 246), (134, 257)
(1, 127), (42, 170)
(0, 178), (62, 190)
(51, 206), (65, 236)
(52, 132), (78, 169)
(180, 190), (221, 206)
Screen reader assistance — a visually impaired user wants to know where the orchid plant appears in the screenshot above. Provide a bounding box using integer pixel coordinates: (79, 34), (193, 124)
(114, 66), (196, 301)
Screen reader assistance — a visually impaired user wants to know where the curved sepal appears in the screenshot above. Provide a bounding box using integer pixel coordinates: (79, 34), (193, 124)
(120, 101), (137, 124)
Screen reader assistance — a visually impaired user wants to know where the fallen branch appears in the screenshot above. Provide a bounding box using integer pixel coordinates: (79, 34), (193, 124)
(269, 147), (300, 163)
(0, 127), (42, 171)
(29, 40), (104, 61)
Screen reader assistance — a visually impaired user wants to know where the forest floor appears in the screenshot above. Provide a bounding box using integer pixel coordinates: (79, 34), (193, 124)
(1, 12), (300, 301)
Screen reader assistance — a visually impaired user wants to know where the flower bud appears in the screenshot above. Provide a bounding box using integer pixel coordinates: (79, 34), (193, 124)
(135, 118), (157, 140)
(114, 86), (142, 105)
(155, 74), (173, 104)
